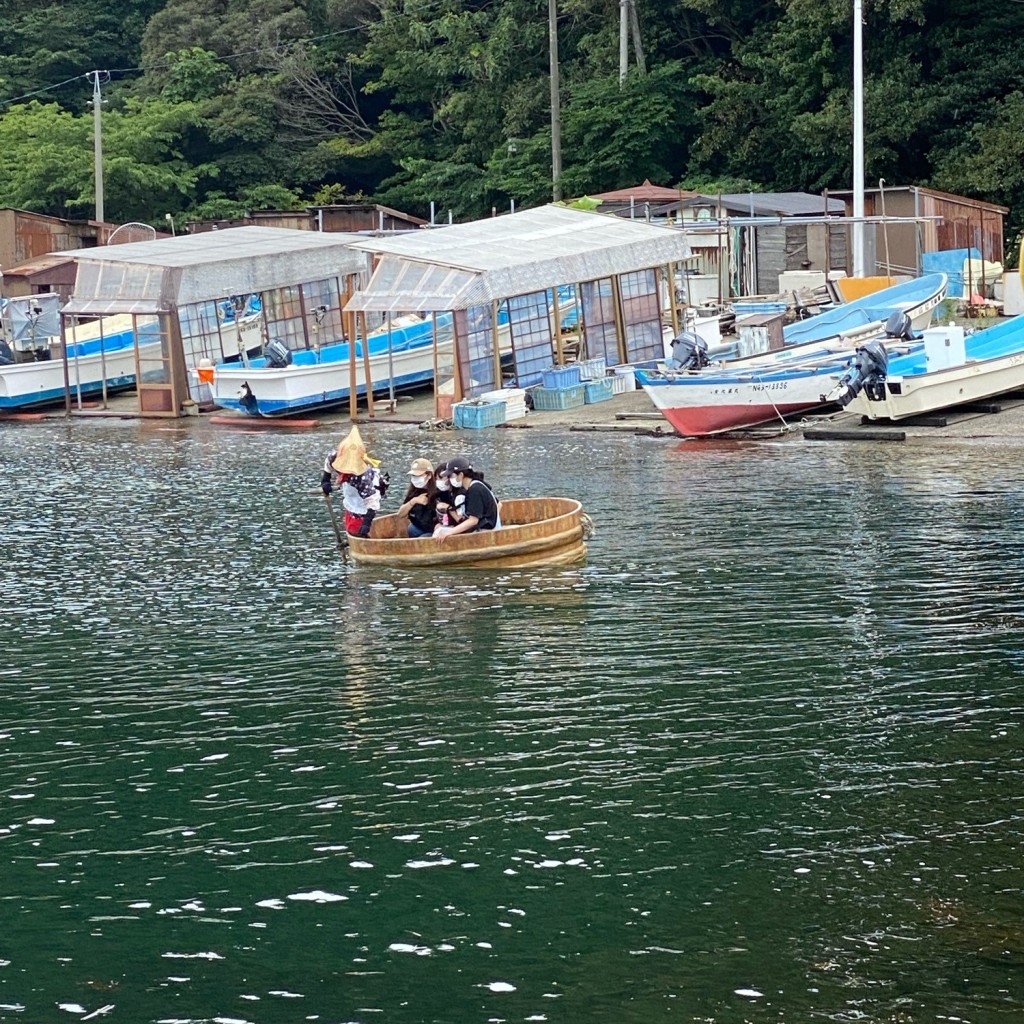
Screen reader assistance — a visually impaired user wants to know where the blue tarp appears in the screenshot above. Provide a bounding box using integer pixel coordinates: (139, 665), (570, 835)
(922, 248), (981, 299)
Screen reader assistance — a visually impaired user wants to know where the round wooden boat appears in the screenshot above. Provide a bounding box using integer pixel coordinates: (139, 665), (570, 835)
(347, 496), (589, 568)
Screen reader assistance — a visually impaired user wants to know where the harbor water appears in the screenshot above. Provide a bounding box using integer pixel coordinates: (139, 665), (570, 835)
(2, 419), (1023, 1023)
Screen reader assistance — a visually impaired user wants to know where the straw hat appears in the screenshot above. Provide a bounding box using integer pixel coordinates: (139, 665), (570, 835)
(331, 425), (374, 475)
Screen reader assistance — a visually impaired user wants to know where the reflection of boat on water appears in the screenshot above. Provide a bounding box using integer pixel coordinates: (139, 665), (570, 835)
(210, 312), (454, 417)
(347, 497), (590, 569)
(0, 294), (163, 410)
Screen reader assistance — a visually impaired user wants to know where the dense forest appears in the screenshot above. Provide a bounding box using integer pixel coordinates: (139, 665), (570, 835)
(1, 0), (1023, 236)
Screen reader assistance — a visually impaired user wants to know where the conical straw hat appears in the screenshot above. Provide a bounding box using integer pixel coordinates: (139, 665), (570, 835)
(331, 425), (371, 474)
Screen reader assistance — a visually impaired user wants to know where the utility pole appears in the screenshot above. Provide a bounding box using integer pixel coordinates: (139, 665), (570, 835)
(87, 71), (107, 224)
(548, 0), (562, 201)
(619, 0), (644, 84)
(852, 0), (865, 276)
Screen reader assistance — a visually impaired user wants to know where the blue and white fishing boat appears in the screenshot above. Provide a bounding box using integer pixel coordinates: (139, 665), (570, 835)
(0, 294), (164, 411)
(636, 273), (947, 436)
(209, 312), (454, 416)
(834, 315), (1024, 421)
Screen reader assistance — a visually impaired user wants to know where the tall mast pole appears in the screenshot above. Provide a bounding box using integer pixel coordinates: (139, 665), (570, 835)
(852, 0), (865, 276)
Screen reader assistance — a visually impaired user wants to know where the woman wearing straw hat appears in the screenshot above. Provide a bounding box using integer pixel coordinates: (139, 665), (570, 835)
(396, 457), (438, 538)
(326, 426), (389, 537)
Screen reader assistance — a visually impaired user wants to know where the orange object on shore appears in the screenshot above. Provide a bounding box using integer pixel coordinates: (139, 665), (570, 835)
(834, 276), (899, 302)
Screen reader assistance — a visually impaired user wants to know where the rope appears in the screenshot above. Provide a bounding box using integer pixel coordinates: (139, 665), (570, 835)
(580, 512), (596, 540)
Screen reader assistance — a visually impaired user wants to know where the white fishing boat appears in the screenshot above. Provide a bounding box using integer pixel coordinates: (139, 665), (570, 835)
(839, 316), (1024, 421)
(635, 273), (947, 436)
(209, 312), (453, 416)
(0, 294), (164, 411)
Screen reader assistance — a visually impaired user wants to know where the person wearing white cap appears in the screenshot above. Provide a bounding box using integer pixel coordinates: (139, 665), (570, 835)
(397, 457), (438, 537)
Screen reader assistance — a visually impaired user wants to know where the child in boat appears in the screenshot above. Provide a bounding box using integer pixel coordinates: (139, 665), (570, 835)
(322, 426), (389, 537)
(434, 456), (499, 540)
(397, 457), (438, 537)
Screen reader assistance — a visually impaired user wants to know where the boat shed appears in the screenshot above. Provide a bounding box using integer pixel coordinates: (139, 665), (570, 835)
(345, 205), (692, 406)
(57, 226), (370, 416)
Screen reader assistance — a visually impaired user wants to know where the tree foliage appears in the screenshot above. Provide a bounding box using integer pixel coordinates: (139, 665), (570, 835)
(0, 0), (1022, 233)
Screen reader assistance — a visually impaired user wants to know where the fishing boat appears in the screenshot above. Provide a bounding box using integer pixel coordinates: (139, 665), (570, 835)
(209, 312), (453, 417)
(0, 295), (164, 411)
(838, 316), (1024, 421)
(346, 497), (589, 569)
(635, 273), (947, 436)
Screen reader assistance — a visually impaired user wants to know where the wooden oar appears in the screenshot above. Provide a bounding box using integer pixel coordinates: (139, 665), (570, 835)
(323, 492), (349, 564)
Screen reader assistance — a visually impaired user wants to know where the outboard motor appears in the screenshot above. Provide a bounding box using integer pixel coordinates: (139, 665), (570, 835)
(264, 338), (293, 368)
(883, 309), (917, 341)
(826, 340), (889, 408)
(0, 337), (14, 366)
(667, 331), (710, 371)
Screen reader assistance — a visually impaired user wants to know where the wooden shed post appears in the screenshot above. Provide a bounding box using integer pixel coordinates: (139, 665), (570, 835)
(358, 311), (375, 417)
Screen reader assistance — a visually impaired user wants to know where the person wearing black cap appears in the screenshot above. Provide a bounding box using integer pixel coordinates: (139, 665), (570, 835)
(435, 456), (499, 540)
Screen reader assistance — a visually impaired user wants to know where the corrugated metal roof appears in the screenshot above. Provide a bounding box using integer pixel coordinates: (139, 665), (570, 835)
(345, 205), (691, 312)
(59, 226), (371, 313)
(684, 193), (845, 216)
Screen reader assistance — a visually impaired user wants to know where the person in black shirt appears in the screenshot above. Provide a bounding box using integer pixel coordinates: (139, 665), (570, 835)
(396, 457), (438, 537)
(435, 456), (499, 540)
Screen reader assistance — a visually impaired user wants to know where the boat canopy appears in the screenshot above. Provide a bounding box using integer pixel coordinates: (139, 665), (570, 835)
(345, 205), (693, 313)
(57, 227), (371, 317)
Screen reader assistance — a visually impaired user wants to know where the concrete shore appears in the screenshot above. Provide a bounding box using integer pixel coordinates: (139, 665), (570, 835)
(8, 377), (1024, 445)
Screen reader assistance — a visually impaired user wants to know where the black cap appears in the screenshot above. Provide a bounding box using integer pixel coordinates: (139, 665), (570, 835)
(447, 456), (472, 475)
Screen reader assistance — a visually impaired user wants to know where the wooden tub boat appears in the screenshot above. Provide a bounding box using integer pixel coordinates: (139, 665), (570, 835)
(347, 497), (589, 568)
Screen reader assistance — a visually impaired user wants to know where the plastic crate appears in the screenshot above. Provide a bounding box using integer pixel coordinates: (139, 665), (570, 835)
(541, 364), (582, 389)
(452, 399), (506, 429)
(531, 384), (585, 411)
(609, 368), (635, 394)
(584, 377), (615, 404)
(576, 357), (607, 380)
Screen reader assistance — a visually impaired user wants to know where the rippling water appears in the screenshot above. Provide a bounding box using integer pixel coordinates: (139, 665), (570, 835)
(2, 418), (1023, 1023)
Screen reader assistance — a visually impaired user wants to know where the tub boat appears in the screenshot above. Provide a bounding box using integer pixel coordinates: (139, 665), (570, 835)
(346, 497), (589, 569)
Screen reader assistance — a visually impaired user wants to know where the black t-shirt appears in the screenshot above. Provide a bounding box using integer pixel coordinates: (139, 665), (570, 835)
(406, 490), (436, 533)
(462, 479), (498, 530)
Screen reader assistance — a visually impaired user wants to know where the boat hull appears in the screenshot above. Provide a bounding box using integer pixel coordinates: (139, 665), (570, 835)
(852, 349), (1024, 421)
(0, 317), (162, 410)
(640, 369), (841, 436)
(347, 497), (588, 569)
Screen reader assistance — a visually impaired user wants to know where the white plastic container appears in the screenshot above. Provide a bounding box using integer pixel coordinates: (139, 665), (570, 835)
(923, 325), (966, 373)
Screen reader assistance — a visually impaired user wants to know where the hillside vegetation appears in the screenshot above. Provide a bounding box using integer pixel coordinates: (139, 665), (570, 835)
(1, 0), (1022, 235)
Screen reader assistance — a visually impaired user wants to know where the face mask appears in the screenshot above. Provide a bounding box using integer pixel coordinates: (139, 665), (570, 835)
(450, 474), (464, 488)
(411, 474), (427, 488)
(436, 479), (450, 492)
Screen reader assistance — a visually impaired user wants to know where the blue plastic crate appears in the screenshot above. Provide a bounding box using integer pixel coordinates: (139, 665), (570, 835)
(541, 364), (582, 390)
(584, 377), (615, 404)
(453, 399), (506, 429)
(531, 384), (585, 411)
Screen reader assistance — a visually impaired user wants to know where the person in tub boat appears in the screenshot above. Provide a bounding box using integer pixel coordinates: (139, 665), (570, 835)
(432, 463), (461, 530)
(396, 457), (439, 537)
(321, 426), (389, 537)
(434, 457), (500, 541)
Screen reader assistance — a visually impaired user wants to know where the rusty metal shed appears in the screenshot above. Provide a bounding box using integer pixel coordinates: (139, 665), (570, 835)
(57, 226), (371, 415)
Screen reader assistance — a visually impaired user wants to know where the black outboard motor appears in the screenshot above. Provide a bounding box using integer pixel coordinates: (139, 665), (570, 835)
(827, 340), (889, 408)
(667, 331), (710, 371)
(264, 338), (293, 368)
(883, 309), (918, 341)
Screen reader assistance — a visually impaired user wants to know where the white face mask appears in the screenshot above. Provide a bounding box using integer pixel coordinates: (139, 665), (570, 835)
(411, 474), (428, 488)
(436, 479), (450, 492)
(450, 473), (464, 488)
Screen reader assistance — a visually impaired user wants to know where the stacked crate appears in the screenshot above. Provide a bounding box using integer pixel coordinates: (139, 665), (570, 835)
(478, 388), (528, 420)
(452, 398), (507, 429)
(531, 365), (585, 411)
